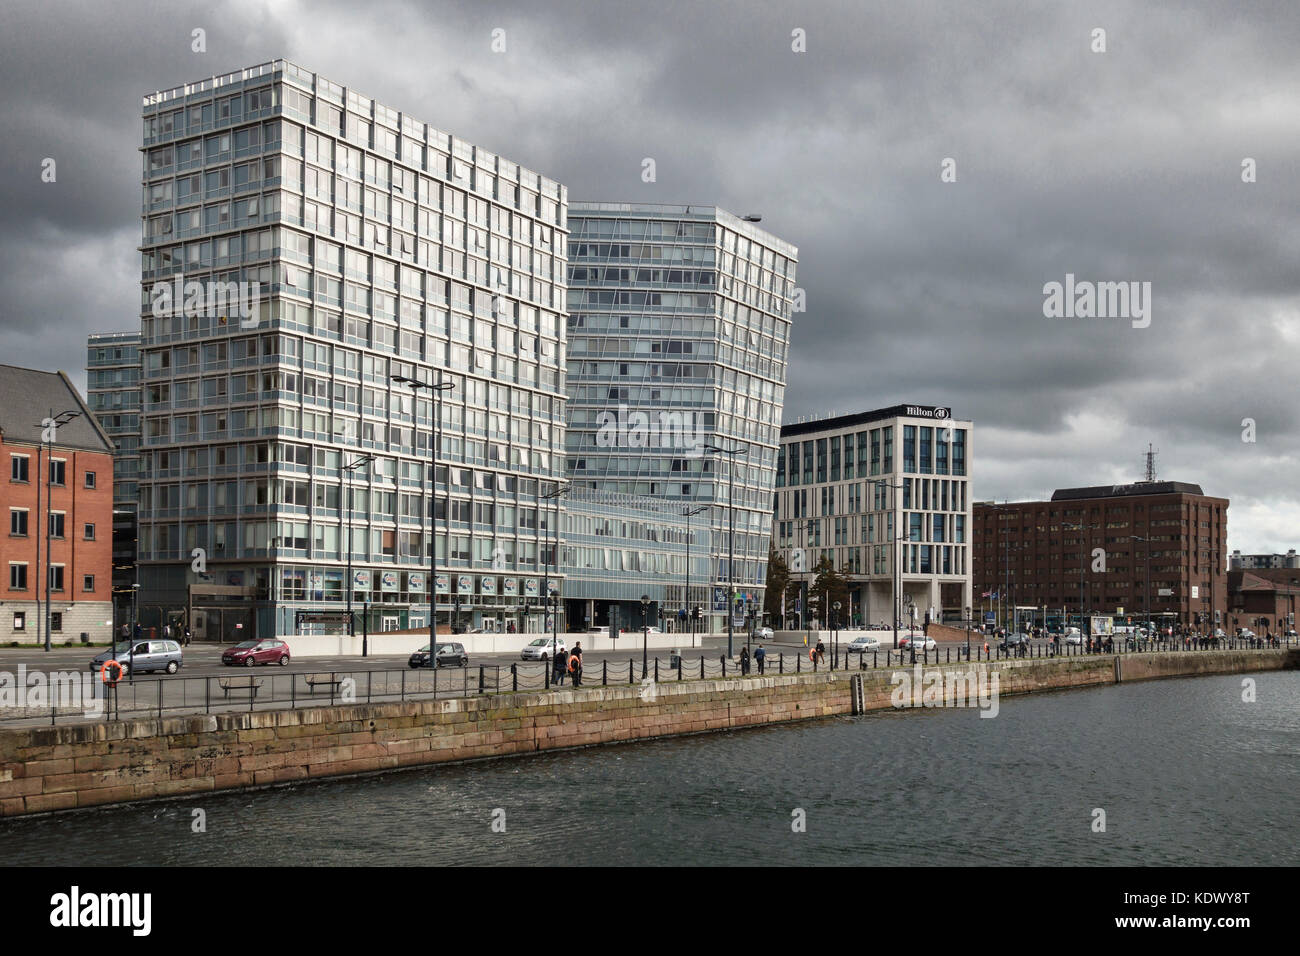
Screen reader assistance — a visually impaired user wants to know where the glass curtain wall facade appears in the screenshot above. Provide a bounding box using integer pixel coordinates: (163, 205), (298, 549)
(138, 60), (568, 638)
(566, 203), (796, 631)
(86, 331), (143, 625)
(774, 406), (973, 628)
(561, 487), (705, 633)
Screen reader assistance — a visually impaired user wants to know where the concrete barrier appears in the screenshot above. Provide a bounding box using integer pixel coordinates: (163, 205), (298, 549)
(277, 630), (719, 658)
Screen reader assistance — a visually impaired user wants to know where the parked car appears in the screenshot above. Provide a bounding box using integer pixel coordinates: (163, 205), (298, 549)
(756, 626), (774, 640)
(1237, 628), (1257, 639)
(1062, 630), (1083, 646)
(846, 635), (881, 654)
(898, 633), (937, 652)
(221, 639), (291, 667)
(409, 642), (469, 668)
(91, 640), (183, 676)
(998, 632), (1030, 652)
(521, 637), (565, 661)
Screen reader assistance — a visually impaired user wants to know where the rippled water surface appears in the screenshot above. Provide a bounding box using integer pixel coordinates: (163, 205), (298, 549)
(5, 672), (1298, 866)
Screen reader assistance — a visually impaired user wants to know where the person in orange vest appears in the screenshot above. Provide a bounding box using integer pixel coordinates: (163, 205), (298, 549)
(567, 643), (583, 686)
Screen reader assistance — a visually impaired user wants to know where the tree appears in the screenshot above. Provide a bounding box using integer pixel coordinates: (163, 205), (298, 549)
(810, 555), (851, 626)
(763, 547), (789, 622)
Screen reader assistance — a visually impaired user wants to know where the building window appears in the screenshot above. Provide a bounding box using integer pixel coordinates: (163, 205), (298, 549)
(49, 565), (65, 592)
(10, 455), (29, 482)
(84, 523), (95, 541)
(85, 471), (97, 489)
(49, 513), (65, 539)
(9, 509), (28, 536)
(49, 459), (66, 486)
(51, 612), (62, 633)
(84, 574), (95, 592)
(9, 564), (27, 590)
(12, 612), (24, 632)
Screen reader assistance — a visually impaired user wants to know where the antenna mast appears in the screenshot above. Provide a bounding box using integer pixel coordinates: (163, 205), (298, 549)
(1143, 443), (1158, 482)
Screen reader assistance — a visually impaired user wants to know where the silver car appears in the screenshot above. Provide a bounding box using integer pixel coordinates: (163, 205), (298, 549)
(521, 637), (566, 661)
(90, 639), (183, 676)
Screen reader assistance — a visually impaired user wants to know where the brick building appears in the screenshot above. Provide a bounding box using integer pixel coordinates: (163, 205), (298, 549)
(1, 366), (116, 645)
(973, 481), (1228, 631)
(1226, 568), (1300, 635)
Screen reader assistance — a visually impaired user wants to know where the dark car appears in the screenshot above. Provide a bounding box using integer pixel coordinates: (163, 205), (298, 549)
(408, 642), (469, 668)
(221, 638), (291, 667)
(998, 632), (1030, 652)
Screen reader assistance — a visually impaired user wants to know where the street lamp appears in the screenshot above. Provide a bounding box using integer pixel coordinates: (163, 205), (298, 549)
(36, 409), (80, 653)
(684, 505), (708, 649)
(129, 582), (140, 682)
(1062, 521), (1088, 634)
(872, 480), (905, 649)
(965, 603), (972, 660)
(392, 373), (455, 668)
(833, 600), (842, 667)
(342, 454), (374, 654)
(542, 481), (569, 660)
(640, 593), (651, 675)
(705, 441), (749, 659)
(1130, 535), (1152, 647)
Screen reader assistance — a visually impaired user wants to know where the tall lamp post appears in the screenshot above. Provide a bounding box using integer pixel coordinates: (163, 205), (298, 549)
(872, 480), (905, 648)
(1062, 521), (1088, 633)
(542, 481), (569, 659)
(705, 441), (749, 659)
(965, 603), (972, 660)
(832, 600), (841, 667)
(342, 454), (374, 653)
(392, 373), (455, 668)
(640, 594), (651, 675)
(684, 505), (708, 649)
(1129, 535), (1152, 646)
(36, 409), (80, 653)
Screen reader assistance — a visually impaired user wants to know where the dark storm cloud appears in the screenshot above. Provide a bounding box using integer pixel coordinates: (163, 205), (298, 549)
(0, 0), (1297, 548)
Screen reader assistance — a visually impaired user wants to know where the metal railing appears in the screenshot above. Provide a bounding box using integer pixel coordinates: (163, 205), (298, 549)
(2, 635), (1293, 727)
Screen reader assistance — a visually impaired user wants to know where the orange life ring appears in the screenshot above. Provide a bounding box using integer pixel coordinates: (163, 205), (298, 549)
(808, 647), (816, 662)
(101, 660), (124, 686)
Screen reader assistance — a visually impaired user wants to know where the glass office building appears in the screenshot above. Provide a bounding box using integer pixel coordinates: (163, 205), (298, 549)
(774, 405), (973, 627)
(566, 204), (796, 630)
(86, 331), (143, 625)
(138, 60), (569, 640)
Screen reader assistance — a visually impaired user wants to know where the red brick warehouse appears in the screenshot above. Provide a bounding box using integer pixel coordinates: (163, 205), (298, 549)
(0, 366), (116, 645)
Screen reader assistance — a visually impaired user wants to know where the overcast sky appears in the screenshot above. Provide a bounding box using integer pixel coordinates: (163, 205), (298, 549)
(1, 0), (1296, 553)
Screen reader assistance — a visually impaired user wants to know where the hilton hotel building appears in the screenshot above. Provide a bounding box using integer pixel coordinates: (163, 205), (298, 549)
(773, 405), (973, 628)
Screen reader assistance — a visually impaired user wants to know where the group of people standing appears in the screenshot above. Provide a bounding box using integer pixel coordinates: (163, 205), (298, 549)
(551, 642), (584, 686)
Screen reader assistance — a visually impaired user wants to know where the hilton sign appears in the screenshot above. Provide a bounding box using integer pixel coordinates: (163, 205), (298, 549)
(904, 406), (951, 420)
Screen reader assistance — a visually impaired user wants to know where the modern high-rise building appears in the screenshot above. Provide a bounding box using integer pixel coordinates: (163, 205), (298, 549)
(138, 60), (569, 640)
(773, 405), (973, 629)
(565, 203), (797, 631)
(86, 331), (142, 625)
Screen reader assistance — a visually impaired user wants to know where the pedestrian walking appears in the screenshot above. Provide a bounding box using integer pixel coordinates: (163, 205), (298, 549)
(739, 646), (750, 675)
(815, 639), (825, 664)
(554, 646), (569, 685)
(183, 624), (191, 646)
(754, 644), (766, 675)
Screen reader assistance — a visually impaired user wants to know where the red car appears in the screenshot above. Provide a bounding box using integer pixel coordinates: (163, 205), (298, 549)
(221, 638), (291, 667)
